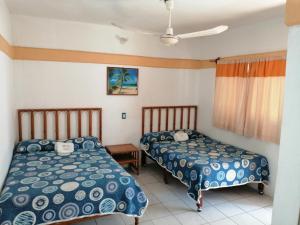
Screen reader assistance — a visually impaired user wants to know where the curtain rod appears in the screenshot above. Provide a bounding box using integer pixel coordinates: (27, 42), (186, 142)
(210, 50), (287, 64)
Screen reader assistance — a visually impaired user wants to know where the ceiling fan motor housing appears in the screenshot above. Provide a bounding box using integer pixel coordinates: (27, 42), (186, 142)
(165, 0), (174, 10)
(160, 34), (179, 46)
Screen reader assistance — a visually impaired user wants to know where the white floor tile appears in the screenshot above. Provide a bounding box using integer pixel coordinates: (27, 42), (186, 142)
(95, 214), (125, 225)
(214, 202), (244, 217)
(232, 198), (259, 212)
(231, 213), (264, 225)
(140, 221), (155, 225)
(175, 211), (208, 225)
(152, 215), (181, 225)
(209, 218), (237, 225)
(153, 189), (179, 203)
(249, 208), (272, 225)
(162, 198), (191, 215)
(141, 203), (171, 221)
(136, 174), (160, 185)
(205, 192), (227, 206)
(198, 206), (226, 223)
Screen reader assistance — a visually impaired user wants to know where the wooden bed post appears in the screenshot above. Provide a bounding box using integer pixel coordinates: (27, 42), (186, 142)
(135, 217), (139, 225)
(196, 191), (204, 212)
(258, 183), (264, 195)
(163, 169), (169, 184)
(141, 151), (146, 167)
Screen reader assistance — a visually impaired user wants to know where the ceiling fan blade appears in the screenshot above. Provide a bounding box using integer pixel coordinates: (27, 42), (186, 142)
(177, 25), (228, 39)
(111, 22), (160, 36)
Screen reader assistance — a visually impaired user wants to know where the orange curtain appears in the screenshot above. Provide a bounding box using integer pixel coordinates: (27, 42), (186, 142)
(213, 58), (286, 144)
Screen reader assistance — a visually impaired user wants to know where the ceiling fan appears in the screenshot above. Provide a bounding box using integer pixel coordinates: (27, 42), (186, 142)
(112, 0), (229, 46)
(160, 0), (228, 46)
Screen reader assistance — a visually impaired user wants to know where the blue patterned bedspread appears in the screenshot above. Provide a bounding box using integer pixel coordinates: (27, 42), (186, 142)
(140, 130), (269, 202)
(0, 137), (148, 225)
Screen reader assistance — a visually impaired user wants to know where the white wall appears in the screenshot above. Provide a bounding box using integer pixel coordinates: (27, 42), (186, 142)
(11, 15), (288, 196)
(13, 61), (200, 145)
(11, 15), (200, 147)
(0, 0), (15, 188)
(186, 18), (288, 59)
(272, 25), (300, 225)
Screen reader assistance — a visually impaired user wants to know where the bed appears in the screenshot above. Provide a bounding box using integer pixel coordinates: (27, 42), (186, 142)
(140, 105), (269, 211)
(0, 108), (148, 225)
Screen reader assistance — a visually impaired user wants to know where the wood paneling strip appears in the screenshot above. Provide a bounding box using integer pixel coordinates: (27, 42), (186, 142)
(0, 34), (288, 69)
(0, 34), (14, 58)
(13, 46), (215, 69)
(30, 111), (35, 139)
(43, 111), (47, 139)
(67, 110), (71, 139)
(78, 110), (82, 137)
(286, 0), (300, 26)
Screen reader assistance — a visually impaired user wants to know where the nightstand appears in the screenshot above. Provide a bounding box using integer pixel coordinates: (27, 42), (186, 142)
(106, 144), (140, 175)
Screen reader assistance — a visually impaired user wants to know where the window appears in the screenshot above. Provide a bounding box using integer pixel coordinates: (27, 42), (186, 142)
(213, 57), (286, 144)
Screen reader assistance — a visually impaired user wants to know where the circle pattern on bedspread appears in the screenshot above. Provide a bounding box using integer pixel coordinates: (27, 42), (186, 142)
(82, 203), (94, 215)
(117, 201), (127, 211)
(42, 209), (56, 222)
(13, 211), (36, 225)
(59, 203), (79, 219)
(99, 198), (116, 214)
(125, 187), (135, 200)
(89, 187), (103, 201)
(106, 181), (118, 193)
(12, 194), (30, 207)
(32, 195), (49, 210)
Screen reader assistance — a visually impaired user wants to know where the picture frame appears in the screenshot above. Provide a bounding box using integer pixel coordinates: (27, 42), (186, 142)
(107, 67), (139, 95)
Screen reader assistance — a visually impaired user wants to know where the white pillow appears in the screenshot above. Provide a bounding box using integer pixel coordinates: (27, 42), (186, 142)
(55, 142), (74, 156)
(173, 131), (189, 142)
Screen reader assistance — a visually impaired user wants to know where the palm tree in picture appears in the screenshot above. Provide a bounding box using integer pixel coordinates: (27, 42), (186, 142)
(110, 68), (131, 94)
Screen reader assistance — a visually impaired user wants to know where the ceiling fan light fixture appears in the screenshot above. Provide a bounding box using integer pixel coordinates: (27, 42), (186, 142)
(160, 34), (179, 46)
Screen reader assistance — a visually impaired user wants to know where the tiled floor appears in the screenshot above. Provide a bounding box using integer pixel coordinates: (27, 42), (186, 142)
(77, 164), (273, 225)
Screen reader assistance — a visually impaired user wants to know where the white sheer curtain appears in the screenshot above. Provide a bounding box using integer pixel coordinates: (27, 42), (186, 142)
(213, 57), (286, 143)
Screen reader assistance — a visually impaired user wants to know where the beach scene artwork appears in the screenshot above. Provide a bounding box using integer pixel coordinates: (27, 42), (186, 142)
(107, 67), (138, 95)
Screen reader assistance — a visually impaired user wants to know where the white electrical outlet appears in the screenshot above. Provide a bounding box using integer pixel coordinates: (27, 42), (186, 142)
(122, 113), (126, 119)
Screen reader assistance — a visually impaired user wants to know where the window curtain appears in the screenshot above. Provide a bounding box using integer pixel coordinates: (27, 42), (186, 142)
(213, 57), (286, 144)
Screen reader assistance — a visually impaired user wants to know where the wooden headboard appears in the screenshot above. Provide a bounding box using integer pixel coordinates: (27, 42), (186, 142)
(142, 105), (197, 135)
(18, 108), (102, 142)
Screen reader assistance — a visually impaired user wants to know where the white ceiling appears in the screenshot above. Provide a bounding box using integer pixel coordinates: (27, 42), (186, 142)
(5, 0), (286, 33)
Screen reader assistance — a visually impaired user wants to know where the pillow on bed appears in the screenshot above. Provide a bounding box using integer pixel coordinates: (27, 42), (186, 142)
(141, 129), (200, 144)
(173, 131), (189, 142)
(14, 136), (103, 153)
(140, 129), (201, 151)
(64, 136), (103, 150)
(14, 139), (55, 153)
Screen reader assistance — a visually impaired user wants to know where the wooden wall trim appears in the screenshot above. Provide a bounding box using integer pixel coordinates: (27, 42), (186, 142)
(13, 46), (215, 69)
(286, 0), (300, 26)
(0, 34), (287, 69)
(0, 34), (14, 58)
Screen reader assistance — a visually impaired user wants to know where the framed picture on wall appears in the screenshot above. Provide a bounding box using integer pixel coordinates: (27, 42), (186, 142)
(107, 67), (139, 95)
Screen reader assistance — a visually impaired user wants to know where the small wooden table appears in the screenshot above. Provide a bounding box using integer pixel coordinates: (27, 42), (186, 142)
(106, 144), (140, 175)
